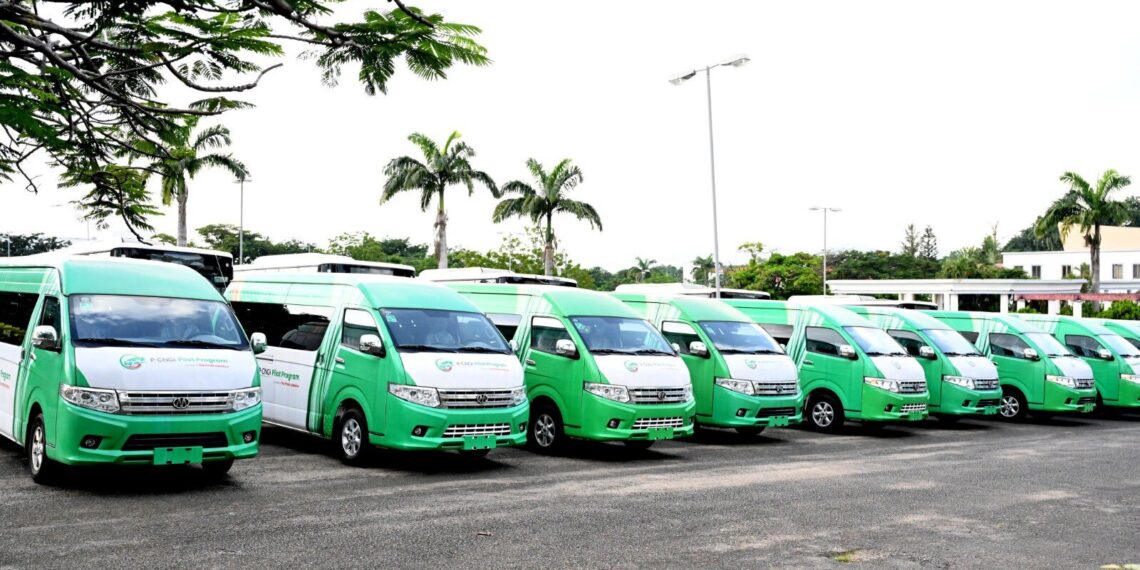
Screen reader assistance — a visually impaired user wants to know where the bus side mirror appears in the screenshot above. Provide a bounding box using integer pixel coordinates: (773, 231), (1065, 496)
(360, 334), (386, 357)
(838, 344), (858, 360)
(555, 339), (578, 358)
(250, 332), (268, 355)
(509, 339), (520, 353)
(31, 325), (59, 351)
(689, 341), (709, 358)
(1097, 347), (1113, 361)
(1023, 347), (1040, 361)
(918, 345), (937, 360)
(670, 342), (681, 353)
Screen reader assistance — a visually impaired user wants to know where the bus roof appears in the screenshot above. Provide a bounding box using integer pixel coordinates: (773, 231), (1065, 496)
(448, 283), (637, 318)
(238, 253), (415, 273)
(419, 267), (577, 286)
(228, 272), (474, 311)
(612, 293), (752, 322)
(0, 257), (222, 300)
(43, 240), (232, 259)
(1019, 314), (1115, 336)
(847, 306), (953, 331)
(925, 310), (1042, 334)
(613, 283), (770, 299)
(787, 294), (937, 310)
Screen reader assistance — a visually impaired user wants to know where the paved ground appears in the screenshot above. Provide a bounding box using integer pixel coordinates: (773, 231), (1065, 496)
(1, 414), (1138, 569)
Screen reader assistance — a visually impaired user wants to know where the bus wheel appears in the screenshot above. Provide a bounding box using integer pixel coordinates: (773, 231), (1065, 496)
(527, 403), (564, 453)
(623, 440), (654, 451)
(735, 426), (765, 437)
(202, 459), (234, 478)
(336, 409), (371, 465)
(1095, 393), (1118, 417)
(27, 413), (60, 484)
(999, 388), (1027, 421)
(806, 394), (844, 433)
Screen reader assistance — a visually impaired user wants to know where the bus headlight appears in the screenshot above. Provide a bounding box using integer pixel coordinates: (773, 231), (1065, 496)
(510, 386), (527, 406)
(584, 382), (630, 403)
(230, 387), (261, 411)
(60, 385), (120, 413)
(1046, 375), (1077, 388)
(681, 384), (693, 401)
(942, 375), (975, 389)
(1120, 374), (1140, 384)
(715, 378), (755, 395)
(389, 384), (441, 407)
(864, 377), (900, 393)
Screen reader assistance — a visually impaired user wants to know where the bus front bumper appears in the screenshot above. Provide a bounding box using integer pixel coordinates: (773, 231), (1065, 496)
(375, 396), (529, 451)
(855, 387), (929, 422)
(933, 383), (1003, 416)
(1102, 377), (1140, 408)
(51, 401), (261, 466)
(1038, 382), (1097, 413)
(570, 394), (696, 442)
(705, 385), (803, 428)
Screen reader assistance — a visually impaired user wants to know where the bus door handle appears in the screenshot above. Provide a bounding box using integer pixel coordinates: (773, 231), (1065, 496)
(525, 359), (536, 367)
(259, 355), (275, 362)
(803, 359), (814, 366)
(335, 357), (346, 365)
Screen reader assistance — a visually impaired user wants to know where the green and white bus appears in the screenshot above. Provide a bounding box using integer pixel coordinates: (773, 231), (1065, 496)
(614, 293), (801, 435)
(0, 257), (262, 482)
(226, 273), (527, 462)
(448, 284), (696, 451)
(724, 300), (929, 432)
(927, 312), (1096, 419)
(848, 306), (1002, 420)
(1019, 315), (1140, 413)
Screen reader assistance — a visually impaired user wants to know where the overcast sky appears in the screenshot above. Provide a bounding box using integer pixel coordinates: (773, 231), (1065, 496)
(5, 0), (1140, 270)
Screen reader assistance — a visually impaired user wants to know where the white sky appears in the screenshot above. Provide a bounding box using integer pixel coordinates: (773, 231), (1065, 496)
(5, 0), (1140, 271)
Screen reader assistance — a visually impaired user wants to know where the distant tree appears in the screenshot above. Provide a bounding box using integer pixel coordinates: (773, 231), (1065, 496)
(981, 224), (1002, 265)
(381, 131), (497, 269)
(829, 250), (940, 280)
(326, 232), (434, 272)
(197, 224), (316, 263)
(729, 252), (822, 299)
(62, 165), (161, 243)
(900, 224), (920, 256)
(1035, 170), (1131, 296)
(493, 158), (602, 276)
(691, 255), (715, 286)
(629, 257), (656, 282)
(919, 226), (938, 259)
(1099, 300), (1140, 320)
(738, 241), (765, 262)
(0, 233), (70, 257)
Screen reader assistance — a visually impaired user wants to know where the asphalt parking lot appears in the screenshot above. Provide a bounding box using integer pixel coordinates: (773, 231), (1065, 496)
(0, 415), (1137, 569)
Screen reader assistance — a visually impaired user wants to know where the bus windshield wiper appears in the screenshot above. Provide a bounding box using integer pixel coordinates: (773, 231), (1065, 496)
(590, 348), (635, 355)
(456, 346), (511, 354)
(722, 348), (783, 355)
(164, 339), (244, 351)
(630, 349), (674, 356)
(74, 338), (159, 348)
(942, 352), (979, 357)
(396, 344), (458, 353)
(865, 351), (908, 357)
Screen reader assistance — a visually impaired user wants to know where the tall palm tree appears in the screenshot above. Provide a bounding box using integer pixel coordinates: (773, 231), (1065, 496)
(492, 158), (602, 276)
(691, 255), (715, 286)
(629, 257), (656, 282)
(129, 118), (248, 246)
(1035, 170), (1131, 296)
(382, 131), (496, 269)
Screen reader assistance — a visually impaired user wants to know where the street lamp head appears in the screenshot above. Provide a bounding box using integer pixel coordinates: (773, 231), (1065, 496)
(668, 70), (698, 85)
(722, 54), (750, 67)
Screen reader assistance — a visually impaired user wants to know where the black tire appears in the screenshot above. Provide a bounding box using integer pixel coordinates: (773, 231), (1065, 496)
(458, 449), (491, 459)
(805, 393), (844, 433)
(999, 387), (1028, 421)
(1096, 393), (1119, 417)
(335, 408), (372, 465)
(27, 412), (61, 485)
(527, 402), (565, 453)
(735, 426), (766, 437)
(623, 439), (655, 450)
(202, 458), (234, 477)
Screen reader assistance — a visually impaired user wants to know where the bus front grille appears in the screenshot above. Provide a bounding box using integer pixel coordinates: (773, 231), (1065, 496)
(118, 391), (233, 415)
(437, 389), (518, 409)
(976, 398), (1001, 407)
(972, 379), (999, 390)
(442, 423), (512, 437)
(899, 403), (927, 414)
(898, 381), (927, 394)
(122, 432), (229, 451)
(1074, 378), (1095, 390)
(753, 382), (799, 396)
(631, 417), (684, 429)
(756, 407), (798, 418)
(628, 387), (689, 404)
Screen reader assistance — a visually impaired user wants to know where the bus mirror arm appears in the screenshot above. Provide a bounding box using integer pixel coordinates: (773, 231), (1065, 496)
(360, 334), (386, 357)
(250, 332), (268, 355)
(31, 325), (59, 351)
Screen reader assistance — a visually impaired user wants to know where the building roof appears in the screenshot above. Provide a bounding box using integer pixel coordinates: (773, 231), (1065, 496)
(827, 278), (1083, 296)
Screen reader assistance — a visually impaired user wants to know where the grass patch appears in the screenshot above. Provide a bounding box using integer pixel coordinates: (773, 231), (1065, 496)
(831, 550), (859, 563)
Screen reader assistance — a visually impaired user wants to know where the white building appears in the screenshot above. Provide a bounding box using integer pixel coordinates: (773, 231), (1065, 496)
(1001, 225), (1140, 292)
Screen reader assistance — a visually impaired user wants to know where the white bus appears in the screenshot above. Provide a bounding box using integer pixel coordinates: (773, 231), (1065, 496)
(235, 253), (416, 278)
(787, 294), (938, 310)
(40, 241), (234, 292)
(419, 267), (577, 287)
(615, 283), (771, 299)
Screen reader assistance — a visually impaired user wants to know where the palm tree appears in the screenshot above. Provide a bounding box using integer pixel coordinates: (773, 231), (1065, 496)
(382, 131), (496, 269)
(691, 255), (715, 286)
(1035, 170), (1131, 296)
(492, 158), (602, 276)
(629, 257), (656, 282)
(128, 118), (248, 246)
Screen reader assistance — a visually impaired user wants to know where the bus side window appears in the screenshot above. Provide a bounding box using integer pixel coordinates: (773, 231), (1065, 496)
(989, 333), (1029, 358)
(341, 309), (380, 351)
(661, 321), (700, 355)
(759, 323), (793, 347)
(888, 329), (924, 357)
(1064, 334), (1101, 358)
(231, 301), (332, 351)
(805, 327), (845, 356)
(530, 316), (571, 354)
(36, 297), (62, 352)
(487, 313), (522, 341)
(0, 291), (39, 346)
(959, 331), (979, 344)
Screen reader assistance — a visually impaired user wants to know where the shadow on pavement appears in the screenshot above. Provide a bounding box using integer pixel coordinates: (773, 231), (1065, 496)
(909, 418), (997, 432)
(41, 464), (242, 495)
(541, 439), (689, 464)
(691, 428), (794, 447)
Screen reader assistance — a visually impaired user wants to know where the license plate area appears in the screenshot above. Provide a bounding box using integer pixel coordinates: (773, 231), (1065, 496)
(767, 416), (790, 427)
(646, 427), (674, 440)
(153, 446), (203, 465)
(462, 435), (497, 450)
(1080, 403), (1095, 413)
(983, 406), (998, 415)
(906, 413), (925, 421)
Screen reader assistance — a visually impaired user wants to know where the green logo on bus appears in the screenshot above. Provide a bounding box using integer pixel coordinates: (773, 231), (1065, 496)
(624, 361), (639, 373)
(120, 355), (145, 370)
(435, 359), (454, 372)
(745, 359), (758, 369)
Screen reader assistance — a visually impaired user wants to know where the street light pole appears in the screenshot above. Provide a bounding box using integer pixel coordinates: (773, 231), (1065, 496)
(670, 54), (749, 299)
(238, 177), (251, 264)
(809, 207), (841, 294)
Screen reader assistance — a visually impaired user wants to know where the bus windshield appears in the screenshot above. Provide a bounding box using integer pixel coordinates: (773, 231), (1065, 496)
(698, 321), (783, 354)
(922, 328), (982, 356)
(113, 247), (233, 291)
(569, 316), (675, 356)
(844, 326), (908, 357)
(1101, 333), (1140, 357)
(1024, 332), (1071, 357)
(380, 309), (511, 354)
(70, 295), (248, 350)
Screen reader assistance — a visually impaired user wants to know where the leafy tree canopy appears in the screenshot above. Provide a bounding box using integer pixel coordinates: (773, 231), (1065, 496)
(196, 223), (316, 262)
(0, 232), (70, 256)
(729, 252), (822, 299)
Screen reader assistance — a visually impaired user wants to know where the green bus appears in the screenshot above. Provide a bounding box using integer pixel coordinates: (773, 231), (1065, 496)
(448, 284), (696, 452)
(0, 257), (261, 482)
(1020, 315), (1140, 413)
(614, 293), (802, 435)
